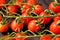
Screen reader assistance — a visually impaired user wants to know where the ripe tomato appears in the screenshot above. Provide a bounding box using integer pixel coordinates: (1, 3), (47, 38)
(38, 12), (51, 24)
(54, 13), (60, 21)
(0, 0), (6, 9)
(33, 5), (43, 15)
(21, 4), (31, 13)
(7, 5), (18, 15)
(49, 2), (60, 13)
(40, 35), (52, 40)
(15, 0), (23, 8)
(0, 15), (2, 21)
(15, 0), (23, 5)
(16, 33), (28, 40)
(54, 37), (60, 40)
(27, 0), (36, 5)
(50, 20), (60, 34)
(22, 12), (33, 25)
(28, 20), (40, 32)
(0, 21), (9, 33)
(54, 16), (60, 21)
(11, 19), (24, 32)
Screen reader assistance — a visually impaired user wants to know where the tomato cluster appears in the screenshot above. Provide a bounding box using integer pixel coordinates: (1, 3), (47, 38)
(0, 0), (60, 40)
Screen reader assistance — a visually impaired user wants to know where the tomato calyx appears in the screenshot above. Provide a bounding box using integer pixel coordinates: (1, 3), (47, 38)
(0, 21), (6, 25)
(29, 12), (38, 17)
(16, 18), (22, 24)
(35, 20), (41, 26)
(44, 9), (55, 15)
(53, 3), (58, 7)
(57, 20), (60, 26)
(53, 0), (58, 7)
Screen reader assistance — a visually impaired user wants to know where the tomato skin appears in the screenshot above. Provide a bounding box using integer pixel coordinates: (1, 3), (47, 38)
(0, 0), (6, 9)
(28, 20), (40, 32)
(22, 12), (33, 25)
(40, 35), (52, 40)
(0, 15), (2, 21)
(8, 6), (18, 15)
(54, 37), (60, 40)
(21, 4), (31, 13)
(54, 13), (60, 21)
(54, 17), (60, 21)
(0, 21), (9, 33)
(38, 12), (51, 24)
(50, 20), (60, 34)
(15, 0), (23, 8)
(49, 2), (60, 13)
(33, 5), (43, 15)
(27, 0), (36, 5)
(11, 19), (24, 32)
(16, 33), (28, 40)
(53, 35), (60, 40)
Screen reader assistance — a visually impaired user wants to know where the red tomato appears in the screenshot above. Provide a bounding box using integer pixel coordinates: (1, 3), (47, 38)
(0, 15), (2, 21)
(0, 21), (9, 33)
(50, 20), (60, 34)
(49, 2), (60, 13)
(15, 0), (23, 8)
(16, 33), (28, 40)
(21, 4), (31, 13)
(54, 13), (60, 21)
(22, 12), (33, 25)
(54, 37), (60, 40)
(54, 17), (60, 21)
(28, 20), (40, 32)
(11, 19), (24, 32)
(0, 0), (6, 9)
(15, 0), (23, 5)
(38, 12), (51, 24)
(27, 0), (36, 5)
(33, 5), (43, 15)
(40, 35), (52, 40)
(53, 35), (60, 40)
(8, 5), (18, 15)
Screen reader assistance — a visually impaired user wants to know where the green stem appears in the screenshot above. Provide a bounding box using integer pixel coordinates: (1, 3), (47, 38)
(11, 35), (43, 38)
(41, 30), (56, 36)
(54, 0), (58, 3)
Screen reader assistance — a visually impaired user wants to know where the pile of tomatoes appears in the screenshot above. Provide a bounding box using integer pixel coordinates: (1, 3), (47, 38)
(0, 0), (60, 40)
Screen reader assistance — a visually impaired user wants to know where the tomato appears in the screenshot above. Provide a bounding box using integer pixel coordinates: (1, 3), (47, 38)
(54, 37), (60, 40)
(49, 2), (60, 13)
(22, 12), (33, 25)
(7, 5), (18, 15)
(50, 20), (60, 34)
(33, 5), (43, 15)
(0, 15), (2, 21)
(21, 4), (31, 13)
(0, 21), (9, 33)
(27, 0), (36, 5)
(38, 12), (51, 24)
(28, 20), (40, 32)
(16, 33), (28, 40)
(40, 35), (52, 40)
(54, 16), (60, 21)
(0, 0), (6, 9)
(15, 0), (23, 8)
(15, 0), (23, 5)
(11, 19), (24, 32)
(53, 35), (60, 40)
(54, 13), (60, 21)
